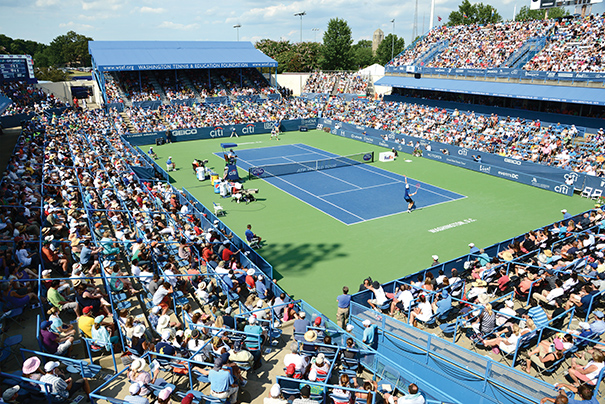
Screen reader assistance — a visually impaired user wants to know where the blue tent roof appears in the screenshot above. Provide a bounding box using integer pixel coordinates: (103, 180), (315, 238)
(89, 41), (277, 72)
(375, 75), (605, 106)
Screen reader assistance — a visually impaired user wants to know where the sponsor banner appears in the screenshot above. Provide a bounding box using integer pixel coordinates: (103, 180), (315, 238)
(170, 98), (195, 107)
(424, 152), (573, 196)
(325, 119), (584, 189)
(582, 176), (605, 199)
(100, 62), (277, 72)
(318, 118), (573, 196)
(123, 119), (318, 145)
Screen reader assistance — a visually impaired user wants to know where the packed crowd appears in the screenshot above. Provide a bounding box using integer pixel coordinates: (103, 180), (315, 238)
(524, 14), (605, 72)
(103, 74), (123, 104)
(118, 97), (326, 133)
(118, 71), (161, 102)
(1, 82), (67, 116)
(321, 98), (605, 175)
(156, 71), (196, 101)
(360, 209), (605, 402)
(388, 20), (553, 69)
(304, 71), (343, 94)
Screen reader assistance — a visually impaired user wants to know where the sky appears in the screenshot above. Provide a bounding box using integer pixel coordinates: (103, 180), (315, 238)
(1, 0), (604, 47)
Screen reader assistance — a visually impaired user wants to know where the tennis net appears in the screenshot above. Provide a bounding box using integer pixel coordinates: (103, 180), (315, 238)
(248, 151), (374, 179)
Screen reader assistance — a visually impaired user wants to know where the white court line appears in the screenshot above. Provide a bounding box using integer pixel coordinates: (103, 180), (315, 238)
(292, 144), (462, 201)
(281, 156), (362, 191)
(319, 180), (397, 197)
(236, 155), (361, 225)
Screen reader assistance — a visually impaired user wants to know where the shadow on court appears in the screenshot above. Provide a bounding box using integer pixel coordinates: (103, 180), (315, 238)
(260, 242), (347, 281)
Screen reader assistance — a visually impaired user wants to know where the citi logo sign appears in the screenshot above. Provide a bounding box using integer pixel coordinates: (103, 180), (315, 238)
(564, 172), (579, 184)
(554, 184), (569, 194)
(210, 127), (224, 138)
(242, 124), (255, 134)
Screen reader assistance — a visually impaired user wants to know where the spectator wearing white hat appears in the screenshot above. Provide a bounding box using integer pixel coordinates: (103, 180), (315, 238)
(124, 383), (149, 404)
(2, 386), (20, 403)
(265, 383), (288, 404)
(40, 361), (91, 402)
(468, 243), (480, 255)
(362, 319), (378, 348)
(431, 255), (440, 266)
(127, 358), (153, 396)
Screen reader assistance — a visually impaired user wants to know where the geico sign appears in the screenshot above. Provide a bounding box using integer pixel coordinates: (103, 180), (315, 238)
(504, 158), (522, 166)
(173, 129), (198, 136)
(242, 125), (255, 134)
(210, 128), (224, 137)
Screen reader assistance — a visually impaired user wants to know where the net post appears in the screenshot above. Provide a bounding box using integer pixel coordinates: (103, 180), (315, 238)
(371, 151), (375, 163)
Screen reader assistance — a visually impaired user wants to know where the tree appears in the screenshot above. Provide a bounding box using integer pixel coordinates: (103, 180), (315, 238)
(34, 67), (68, 82)
(447, 0), (502, 26)
(352, 40), (375, 69)
(255, 39), (321, 72)
(47, 31), (93, 67)
(515, 6), (569, 21)
(320, 18), (354, 70)
(375, 34), (405, 66)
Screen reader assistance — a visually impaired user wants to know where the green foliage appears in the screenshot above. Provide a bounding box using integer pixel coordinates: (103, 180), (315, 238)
(352, 40), (375, 69)
(34, 67), (68, 82)
(375, 34), (405, 66)
(0, 34), (47, 57)
(255, 39), (321, 72)
(515, 6), (569, 21)
(447, 0), (502, 26)
(47, 31), (93, 67)
(320, 18), (354, 70)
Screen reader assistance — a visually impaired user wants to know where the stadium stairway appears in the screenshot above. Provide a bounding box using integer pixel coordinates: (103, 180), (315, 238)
(119, 111), (136, 133)
(149, 74), (168, 104)
(180, 75), (204, 103)
(331, 77), (340, 96)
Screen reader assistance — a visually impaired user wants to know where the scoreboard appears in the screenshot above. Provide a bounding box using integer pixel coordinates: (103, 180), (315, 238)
(0, 55), (36, 82)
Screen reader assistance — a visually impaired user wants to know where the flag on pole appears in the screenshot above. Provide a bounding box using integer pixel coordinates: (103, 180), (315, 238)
(490, 9), (494, 17)
(463, 12), (468, 19)
(437, 16), (442, 22)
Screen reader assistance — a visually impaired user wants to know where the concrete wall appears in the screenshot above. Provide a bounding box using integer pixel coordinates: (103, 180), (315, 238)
(276, 73), (312, 96)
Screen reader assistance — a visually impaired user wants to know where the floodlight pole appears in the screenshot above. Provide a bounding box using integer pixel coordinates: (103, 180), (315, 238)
(312, 28), (320, 42)
(294, 12), (306, 42)
(391, 19), (395, 61)
(233, 24), (241, 41)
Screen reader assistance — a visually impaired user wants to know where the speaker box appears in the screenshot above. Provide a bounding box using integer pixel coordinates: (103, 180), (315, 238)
(414, 73), (421, 79)
(156, 137), (165, 146)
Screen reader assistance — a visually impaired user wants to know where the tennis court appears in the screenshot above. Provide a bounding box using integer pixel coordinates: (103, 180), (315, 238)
(222, 143), (466, 225)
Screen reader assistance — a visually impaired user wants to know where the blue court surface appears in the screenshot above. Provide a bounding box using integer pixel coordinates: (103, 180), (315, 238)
(218, 144), (466, 225)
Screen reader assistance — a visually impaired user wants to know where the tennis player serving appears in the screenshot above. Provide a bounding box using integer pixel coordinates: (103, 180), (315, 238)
(404, 176), (419, 212)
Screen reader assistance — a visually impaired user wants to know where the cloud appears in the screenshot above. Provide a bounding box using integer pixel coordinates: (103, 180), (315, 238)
(81, 0), (122, 11)
(35, 0), (60, 6)
(59, 21), (94, 30)
(78, 13), (112, 21)
(138, 6), (166, 14)
(158, 21), (200, 31)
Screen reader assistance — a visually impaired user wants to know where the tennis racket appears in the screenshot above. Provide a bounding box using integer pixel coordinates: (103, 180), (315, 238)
(415, 183), (421, 190)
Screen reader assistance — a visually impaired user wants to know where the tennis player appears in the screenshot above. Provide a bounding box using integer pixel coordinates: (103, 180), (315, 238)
(270, 121), (280, 140)
(404, 177), (418, 212)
